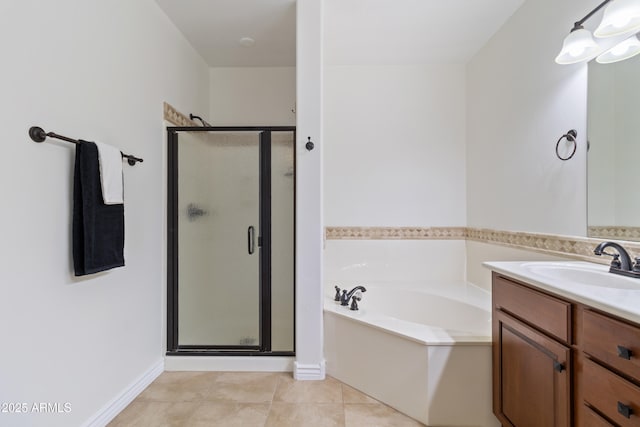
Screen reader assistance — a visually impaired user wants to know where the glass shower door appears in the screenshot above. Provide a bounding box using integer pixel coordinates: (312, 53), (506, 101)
(167, 126), (295, 355)
(271, 131), (295, 352)
(174, 131), (261, 348)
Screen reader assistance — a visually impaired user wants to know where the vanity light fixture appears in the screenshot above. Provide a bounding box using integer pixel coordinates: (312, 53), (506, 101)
(555, 27), (601, 64)
(596, 34), (640, 62)
(555, 0), (640, 64)
(594, 0), (640, 37)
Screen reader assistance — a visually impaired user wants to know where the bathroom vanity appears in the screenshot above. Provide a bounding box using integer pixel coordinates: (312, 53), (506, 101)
(486, 261), (640, 427)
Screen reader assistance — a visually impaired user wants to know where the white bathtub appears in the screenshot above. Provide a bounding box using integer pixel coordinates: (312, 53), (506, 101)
(324, 282), (498, 427)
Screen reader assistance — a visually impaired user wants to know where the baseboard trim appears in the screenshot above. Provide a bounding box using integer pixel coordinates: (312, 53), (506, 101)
(82, 359), (164, 427)
(294, 360), (326, 380)
(164, 356), (294, 372)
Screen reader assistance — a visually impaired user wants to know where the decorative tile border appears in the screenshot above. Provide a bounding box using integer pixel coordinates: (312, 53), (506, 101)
(588, 226), (640, 242)
(465, 228), (627, 263)
(162, 102), (293, 148)
(164, 102), (198, 127)
(325, 226), (467, 240)
(325, 226), (640, 263)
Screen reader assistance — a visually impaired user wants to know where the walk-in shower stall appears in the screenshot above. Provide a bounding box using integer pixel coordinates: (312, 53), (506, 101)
(166, 127), (295, 356)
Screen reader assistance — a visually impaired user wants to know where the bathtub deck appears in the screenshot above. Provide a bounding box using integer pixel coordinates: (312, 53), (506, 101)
(324, 281), (498, 426)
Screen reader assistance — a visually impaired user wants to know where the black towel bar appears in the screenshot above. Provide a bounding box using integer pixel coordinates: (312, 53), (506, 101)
(28, 126), (143, 165)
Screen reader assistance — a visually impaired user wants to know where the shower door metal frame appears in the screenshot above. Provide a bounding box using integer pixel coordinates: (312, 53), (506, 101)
(166, 126), (296, 356)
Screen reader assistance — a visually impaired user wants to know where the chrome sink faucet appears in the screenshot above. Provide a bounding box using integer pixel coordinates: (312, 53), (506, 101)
(593, 241), (640, 278)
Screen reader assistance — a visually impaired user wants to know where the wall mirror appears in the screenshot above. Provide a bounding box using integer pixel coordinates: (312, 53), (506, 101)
(587, 53), (640, 242)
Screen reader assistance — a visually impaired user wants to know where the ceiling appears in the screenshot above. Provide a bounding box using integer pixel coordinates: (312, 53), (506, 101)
(324, 0), (525, 65)
(155, 0), (297, 67)
(155, 0), (525, 67)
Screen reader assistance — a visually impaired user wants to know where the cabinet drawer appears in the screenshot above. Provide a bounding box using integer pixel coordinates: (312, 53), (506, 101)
(584, 359), (640, 426)
(493, 274), (571, 343)
(584, 309), (640, 380)
(583, 405), (615, 427)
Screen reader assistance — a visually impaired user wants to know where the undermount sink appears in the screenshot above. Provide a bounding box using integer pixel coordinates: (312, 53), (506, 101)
(520, 262), (640, 290)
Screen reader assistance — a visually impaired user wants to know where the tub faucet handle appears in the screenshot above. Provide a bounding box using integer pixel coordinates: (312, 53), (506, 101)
(334, 285), (341, 301)
(340, 290), (349, 306)
(350, 295), (361, 311)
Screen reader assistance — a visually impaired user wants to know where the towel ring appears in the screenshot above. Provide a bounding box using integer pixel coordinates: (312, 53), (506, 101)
(556, 129), (578, 161)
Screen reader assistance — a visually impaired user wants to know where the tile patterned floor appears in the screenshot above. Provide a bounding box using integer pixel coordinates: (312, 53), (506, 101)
(108, 371), (425, 426)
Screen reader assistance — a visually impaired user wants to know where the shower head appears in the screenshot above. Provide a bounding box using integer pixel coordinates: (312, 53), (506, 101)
(189, 113), (211, 127)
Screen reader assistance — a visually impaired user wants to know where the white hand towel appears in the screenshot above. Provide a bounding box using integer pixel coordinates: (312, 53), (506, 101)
(94, 141), (124, 205)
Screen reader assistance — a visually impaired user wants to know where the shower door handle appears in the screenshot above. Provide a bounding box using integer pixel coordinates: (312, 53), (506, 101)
(248, 226), (255, 255)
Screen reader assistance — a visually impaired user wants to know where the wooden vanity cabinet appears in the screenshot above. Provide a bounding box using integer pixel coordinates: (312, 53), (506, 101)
(492, 272), (640, 427)
(583, 405), (616, 427)
(492, 274), (571, 427)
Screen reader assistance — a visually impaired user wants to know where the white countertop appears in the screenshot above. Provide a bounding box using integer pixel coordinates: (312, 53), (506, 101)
(483, 261), (640, 325)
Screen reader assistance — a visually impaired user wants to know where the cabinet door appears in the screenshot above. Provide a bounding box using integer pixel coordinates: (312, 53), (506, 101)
(493, 309), (571, 427)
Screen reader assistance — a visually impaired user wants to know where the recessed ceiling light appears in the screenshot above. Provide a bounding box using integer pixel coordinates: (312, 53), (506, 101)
(239, 37), (255, 47)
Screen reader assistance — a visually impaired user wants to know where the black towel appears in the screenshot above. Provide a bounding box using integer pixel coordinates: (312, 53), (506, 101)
(73, 141), (125, 276)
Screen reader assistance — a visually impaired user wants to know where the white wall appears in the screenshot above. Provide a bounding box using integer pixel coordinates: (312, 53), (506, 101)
(295, 0), (325, 380)
(466, 241), (571, 291)
(321, 21), (468, 324)
(466, 0), (602, 236)
(323, 65), (467, 227)
(0, 1), (209, 426)
(325, 240), (467, 289)
(210, 67), (296, 126)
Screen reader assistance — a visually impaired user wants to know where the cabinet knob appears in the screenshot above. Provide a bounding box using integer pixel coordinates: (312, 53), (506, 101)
(553, 361), (565, 372)
(618, 401), (633, 419)
(617, 345), (633, 360)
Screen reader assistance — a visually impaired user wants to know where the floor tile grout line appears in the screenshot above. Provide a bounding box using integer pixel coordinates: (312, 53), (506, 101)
(201, 371), (220, 403)
(340, 382), (347, 427)
(341, 383), (347, 427)
(262, 372), (283, 427)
